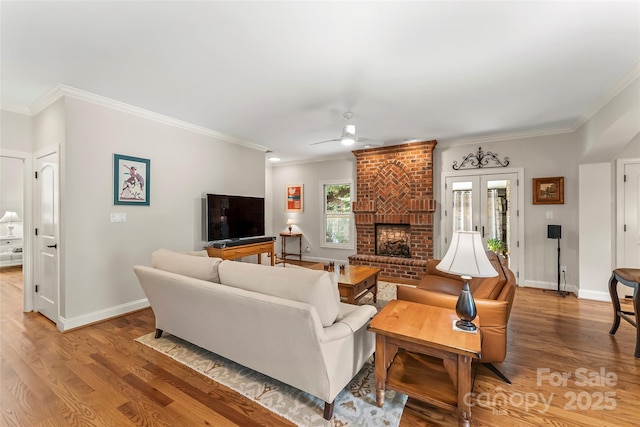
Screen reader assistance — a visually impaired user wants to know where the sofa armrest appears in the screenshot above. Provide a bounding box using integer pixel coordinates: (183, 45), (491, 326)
(320, 304), (377, 343)
(396, 286), (509, 327)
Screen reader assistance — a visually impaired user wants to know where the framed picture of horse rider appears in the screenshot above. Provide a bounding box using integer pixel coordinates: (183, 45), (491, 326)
(114, 154), (150, 206)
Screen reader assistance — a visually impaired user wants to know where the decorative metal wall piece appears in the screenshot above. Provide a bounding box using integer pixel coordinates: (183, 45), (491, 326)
(452, 147), (510, 170)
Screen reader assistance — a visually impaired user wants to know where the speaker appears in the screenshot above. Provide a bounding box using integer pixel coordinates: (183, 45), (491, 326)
(547, 225), (561, 239)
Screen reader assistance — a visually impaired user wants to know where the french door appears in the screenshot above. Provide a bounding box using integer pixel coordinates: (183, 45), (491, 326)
(442, 170), (523, 281)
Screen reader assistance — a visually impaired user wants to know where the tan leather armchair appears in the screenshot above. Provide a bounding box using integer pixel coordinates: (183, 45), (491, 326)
(396, 251), (516, 382)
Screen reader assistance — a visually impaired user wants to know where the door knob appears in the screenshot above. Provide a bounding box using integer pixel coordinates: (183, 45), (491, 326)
(46, 244), (58, 249)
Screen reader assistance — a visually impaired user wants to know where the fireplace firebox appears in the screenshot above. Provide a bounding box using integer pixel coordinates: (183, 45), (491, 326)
(376, 224), (411, 258)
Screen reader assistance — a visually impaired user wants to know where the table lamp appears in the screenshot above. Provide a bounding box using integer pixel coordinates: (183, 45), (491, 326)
(437, 231), (497, 331)
(286, 219), (294, 233)
(0, 211), (21, 237)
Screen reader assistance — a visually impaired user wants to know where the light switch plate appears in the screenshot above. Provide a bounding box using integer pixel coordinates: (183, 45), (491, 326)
(110, 213), (127, 223)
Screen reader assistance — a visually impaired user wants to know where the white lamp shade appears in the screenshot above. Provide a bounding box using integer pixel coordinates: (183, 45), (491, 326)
(286, 219), (294, 226)
(437, 231), (497, 278)
(0, 211), (21, 223)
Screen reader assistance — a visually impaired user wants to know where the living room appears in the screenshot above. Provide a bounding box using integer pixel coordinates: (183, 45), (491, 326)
(2, 78), (638, 330)
(1, 1), (639, 426)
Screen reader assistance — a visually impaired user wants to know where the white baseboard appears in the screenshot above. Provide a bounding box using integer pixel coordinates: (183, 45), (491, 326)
(520, 280), (577, 295)
(577, 289), (611, 302)
(521, 280), (611, 301)
(59, 298), (150, 332)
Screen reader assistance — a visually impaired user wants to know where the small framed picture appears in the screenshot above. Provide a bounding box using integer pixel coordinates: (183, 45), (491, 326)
(286, 184), (303, 213)
(114, 154), (150, 206)
(532, 177), (564, 205)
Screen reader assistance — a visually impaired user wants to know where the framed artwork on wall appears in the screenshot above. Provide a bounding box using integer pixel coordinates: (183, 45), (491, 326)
(286, 184), (303, 212)
(532, 176), (564, 205)
(114, 154), (150, 206)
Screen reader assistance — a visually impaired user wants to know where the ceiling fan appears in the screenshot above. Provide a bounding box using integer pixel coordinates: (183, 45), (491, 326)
(310, 112), (384, 147)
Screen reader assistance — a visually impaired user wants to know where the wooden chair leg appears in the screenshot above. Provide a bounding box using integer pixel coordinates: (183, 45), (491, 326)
(608, 274), (621, 335)
(155, 328), (163, 339)
(634, 291), (640, 358)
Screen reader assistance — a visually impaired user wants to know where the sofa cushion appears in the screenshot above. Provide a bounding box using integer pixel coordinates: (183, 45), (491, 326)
(152, 248), (222, 283)
(218, 260), (340, 327)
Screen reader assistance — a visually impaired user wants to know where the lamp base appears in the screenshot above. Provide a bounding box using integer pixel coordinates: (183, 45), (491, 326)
(455, 319), (477, 332)
(6, 225), (14, 237)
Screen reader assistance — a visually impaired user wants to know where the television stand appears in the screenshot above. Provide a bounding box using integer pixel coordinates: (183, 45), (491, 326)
(205, 237), (275, 265)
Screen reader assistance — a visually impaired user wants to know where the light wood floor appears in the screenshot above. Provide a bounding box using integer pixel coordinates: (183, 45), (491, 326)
(1, 266), (638, 426)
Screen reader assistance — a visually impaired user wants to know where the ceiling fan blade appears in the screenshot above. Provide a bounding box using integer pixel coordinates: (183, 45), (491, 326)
(310, 138), (340, 146)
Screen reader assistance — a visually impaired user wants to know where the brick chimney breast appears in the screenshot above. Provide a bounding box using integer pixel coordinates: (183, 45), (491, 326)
(350, 140), (437, 282)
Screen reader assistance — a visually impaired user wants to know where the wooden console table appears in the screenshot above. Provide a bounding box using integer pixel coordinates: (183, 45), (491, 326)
(205, 240), (275, 266)
(368, 300), (481, 427)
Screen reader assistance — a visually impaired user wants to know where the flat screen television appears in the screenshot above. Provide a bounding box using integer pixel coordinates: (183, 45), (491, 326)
(206, 193), (265, 241)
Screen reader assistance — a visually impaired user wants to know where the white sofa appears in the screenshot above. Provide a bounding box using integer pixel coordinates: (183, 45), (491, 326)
(133, 249), (377, 419)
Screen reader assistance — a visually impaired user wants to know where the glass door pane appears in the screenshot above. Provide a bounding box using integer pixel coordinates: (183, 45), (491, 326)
(452, 181), (473, 231)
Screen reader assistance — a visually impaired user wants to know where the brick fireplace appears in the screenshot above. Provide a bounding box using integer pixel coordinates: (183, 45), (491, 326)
(348, 140), (437, 283)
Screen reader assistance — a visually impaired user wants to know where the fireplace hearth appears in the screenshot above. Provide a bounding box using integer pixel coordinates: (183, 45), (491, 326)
(376, 224), (411, 258)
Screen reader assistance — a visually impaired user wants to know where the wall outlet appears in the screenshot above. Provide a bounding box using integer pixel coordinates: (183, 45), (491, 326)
(560, 265), (567, 274)
(305, 245), (310, 253)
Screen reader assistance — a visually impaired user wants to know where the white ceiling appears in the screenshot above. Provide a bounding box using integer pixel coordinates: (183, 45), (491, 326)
(2, 1), (639, 162)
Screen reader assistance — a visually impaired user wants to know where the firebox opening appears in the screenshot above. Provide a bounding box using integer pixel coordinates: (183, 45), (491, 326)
(375, 224), (411, 258)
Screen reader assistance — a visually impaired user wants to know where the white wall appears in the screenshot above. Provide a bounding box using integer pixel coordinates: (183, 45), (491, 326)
(1, 110), (33, 152)
(576, 76), (640, 301)
(578, 163), (612, 301)
(270, 157), (356, 262)
(434, 133), (581, 289)
(42, 96), (265, 326)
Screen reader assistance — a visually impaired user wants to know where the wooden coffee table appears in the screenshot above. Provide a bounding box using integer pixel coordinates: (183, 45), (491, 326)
(308, 264), (380, 304)
(368, 300), (481, 427)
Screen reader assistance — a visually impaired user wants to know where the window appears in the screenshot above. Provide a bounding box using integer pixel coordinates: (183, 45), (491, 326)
(321, 181), (353, 249)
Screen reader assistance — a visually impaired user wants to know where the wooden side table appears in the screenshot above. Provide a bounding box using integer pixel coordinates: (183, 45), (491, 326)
(280, 232), (302, 265)
(368, 300), (481, 427)
(307, 264), (379, 304)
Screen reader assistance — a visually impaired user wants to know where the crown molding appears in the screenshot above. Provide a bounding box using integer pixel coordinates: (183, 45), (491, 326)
(29, 84), (269, 153)
(268, 151), (354, 167)
(0, 103), (32, 116)
(573, 61), (640, 131)
(440, 125), (575, 147)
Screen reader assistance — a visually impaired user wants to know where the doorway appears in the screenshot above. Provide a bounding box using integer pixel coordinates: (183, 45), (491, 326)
(442, 168), (525, 282)
(617, 159), (640, 296)
(0, 150), (32, 312)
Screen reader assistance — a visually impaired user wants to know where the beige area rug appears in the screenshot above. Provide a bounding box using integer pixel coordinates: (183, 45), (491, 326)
(136, 282), (406, 427)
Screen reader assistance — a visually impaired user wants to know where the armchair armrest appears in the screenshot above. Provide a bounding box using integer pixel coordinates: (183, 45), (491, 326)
(397, 286), (509, 327)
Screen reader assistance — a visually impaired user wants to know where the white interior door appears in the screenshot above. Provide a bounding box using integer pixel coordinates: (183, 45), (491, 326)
(443, 171), (522, 280)
(34, 148), (59, 325)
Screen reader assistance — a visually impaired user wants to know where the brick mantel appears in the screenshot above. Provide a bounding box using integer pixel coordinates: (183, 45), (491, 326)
(349, 140), (437, 282)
